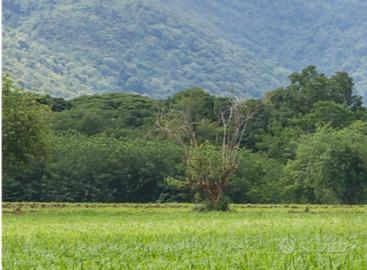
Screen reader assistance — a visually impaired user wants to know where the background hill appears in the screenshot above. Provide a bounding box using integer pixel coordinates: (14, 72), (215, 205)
(3, 0), (367, 99)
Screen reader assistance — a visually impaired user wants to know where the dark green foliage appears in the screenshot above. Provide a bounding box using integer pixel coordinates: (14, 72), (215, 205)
(163, 1), (367, 100)
(256, 67), (361, 161)
(3, 1), (367, 100)
(283, 123), (367, 204)
(169, 88), (217, 122)
(3, 133), (183, 202)
(228, 151), (284, 203)
(2, 75), (51, 171)
(3, 68), (367, 204)
(2, 75), (53, 201)
(295, 101), (356, 132)
(36, 95), (73, 112)
(3, 0), (285, 98)
(51, 93), (160, 137)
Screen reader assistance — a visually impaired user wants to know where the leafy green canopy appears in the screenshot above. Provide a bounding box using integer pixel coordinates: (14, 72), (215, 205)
(2, 75), (51, 169)
(284, 122), (367, 204)
(2, 67), (367, 204)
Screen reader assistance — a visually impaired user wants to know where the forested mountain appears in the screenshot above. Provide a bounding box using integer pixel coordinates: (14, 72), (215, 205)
(3, 0), (367, 99)
(3, 0), (286, 98)
(164, 1), (367, 82)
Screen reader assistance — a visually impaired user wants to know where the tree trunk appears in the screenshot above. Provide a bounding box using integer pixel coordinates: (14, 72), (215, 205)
(212, 184), (223, 210)
(204, 183), (228, 211)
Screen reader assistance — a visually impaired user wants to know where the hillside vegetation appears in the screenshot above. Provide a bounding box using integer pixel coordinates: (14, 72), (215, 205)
(4, 0), (367, 99)
(3, 0), (285, 98)
(163, 0), (367, 99)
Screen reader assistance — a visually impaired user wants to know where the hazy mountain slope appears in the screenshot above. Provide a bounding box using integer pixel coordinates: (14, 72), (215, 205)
(161, 0), (367, 99)
(3, 0), (287, 98)
(3, 0), (366, 99)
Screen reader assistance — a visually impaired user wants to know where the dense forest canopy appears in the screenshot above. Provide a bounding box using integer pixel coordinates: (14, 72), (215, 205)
(3, 0), (367, 100)
(3, 0), (285, 98)
(3, 66), (367, 204)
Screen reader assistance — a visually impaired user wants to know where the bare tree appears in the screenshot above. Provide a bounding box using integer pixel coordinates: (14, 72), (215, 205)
(157, 96), (258, 210)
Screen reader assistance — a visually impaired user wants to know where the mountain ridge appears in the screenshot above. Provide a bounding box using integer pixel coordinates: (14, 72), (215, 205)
(3, 0), (366, 99)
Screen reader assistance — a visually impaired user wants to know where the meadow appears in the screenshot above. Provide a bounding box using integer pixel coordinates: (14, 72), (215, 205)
(3, 203), (367, 269)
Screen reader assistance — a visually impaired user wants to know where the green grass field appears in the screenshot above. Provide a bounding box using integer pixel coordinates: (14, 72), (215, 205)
(3, 203), (367, 269)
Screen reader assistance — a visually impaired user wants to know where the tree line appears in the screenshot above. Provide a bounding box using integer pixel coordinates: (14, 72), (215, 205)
(3, 66), (367, 206)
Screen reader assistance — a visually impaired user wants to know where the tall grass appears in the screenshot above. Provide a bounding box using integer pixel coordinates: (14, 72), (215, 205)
(3, 203), (367, 269)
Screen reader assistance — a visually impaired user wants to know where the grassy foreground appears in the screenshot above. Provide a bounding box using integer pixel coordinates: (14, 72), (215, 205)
(3, 203), (367, 269)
